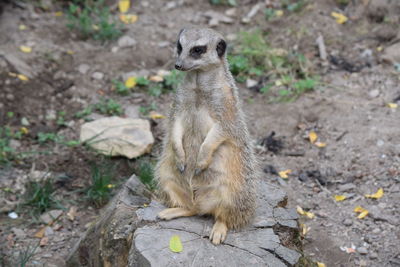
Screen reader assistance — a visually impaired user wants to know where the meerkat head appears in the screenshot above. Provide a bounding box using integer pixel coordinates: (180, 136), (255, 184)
(174, 28), (227, 72)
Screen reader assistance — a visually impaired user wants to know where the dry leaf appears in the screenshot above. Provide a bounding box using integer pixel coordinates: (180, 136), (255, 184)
(34, 227), (46, 238)
(296, 206), (315, 219)
(275, 10), (284, 17)
(278, 169), (292, 179)
(149, 111), (166, 120)
(275, 80), (282, 86)
(8, 72), (17, 77)
(40, 237), (49, 246)
(54, 11), (63, 17)
(357, 210), (369, 219)
(149, 75), (164, 82)
(331, 12), (348, 24)
(169, 235), (183, 253)
(387, 103), (398, 109)
(334, 195), (347, 202)
(119, 14), (138, 24)
(376, 46), (383, 52)
(17, 74), (29, 81)
(365, 188), (384, 199)
(20, 127), (29, 135)
(119, 0), (130, 13)
(67, 206), (78, 221)
(315, 141), (326, 148)
(19, 24), (27, 30)
(66, 50), (75, 55)
(20, 45), (32, 53)
(300, 223), (310, 236)
(309, 131), (317, 144)
(317, 262), (326, 267)
(125, 77), (137, 89)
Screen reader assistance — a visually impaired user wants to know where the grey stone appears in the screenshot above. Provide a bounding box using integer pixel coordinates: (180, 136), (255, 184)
(338, 183), (356, 192)
(381, 42), (400, 65)
(21, 117), (30, 126)
(6, 93), (14, 101)
(368, 89), (380, 98)
(377, 139), (385, 147)
(40, 209), (63, 224)
(369, 252), (378, 259)
(91, 72), (104, 80)
(125, 106), (140, 118)
(246, 78), (258, 88)
(9, 139), (21, 150)
(357, 247), (368, 255)
(118, 35), (137, 48)
(80, 117), (154, 159)
(45, 109), (57, 120)
(78, 64), (90, 74)
(11, 227), (26, 238)
(343, 218), (353, 226)
(44, 226), (54, 236)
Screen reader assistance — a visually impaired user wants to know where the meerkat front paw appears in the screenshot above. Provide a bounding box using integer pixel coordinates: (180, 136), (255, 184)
(209, 220), (228, 245)
(176, 160), (186, 173)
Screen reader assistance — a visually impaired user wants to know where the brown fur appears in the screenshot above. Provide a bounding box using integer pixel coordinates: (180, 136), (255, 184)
(155, 27), (258, 245)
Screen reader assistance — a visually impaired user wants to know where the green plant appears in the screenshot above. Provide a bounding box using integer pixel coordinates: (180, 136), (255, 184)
(148, 83), (163, 97)
(85, 163), (115, 207)
(136, 76), (150, 86)
(210, 0), (236, 6)
(94, 98), (124, 115)
(163, 70), (184, 91)
(136, 160), (155, 190)
(112, 79), (130, 95)
(56, 111), (67, 126)
(0, 126), (22, 165)
(66, 0), (122, 42)
(23, 179), (60, 214)
(37, 132), (60, 144)
(75, 106), (93, 119)
(139, 102), (157, 115)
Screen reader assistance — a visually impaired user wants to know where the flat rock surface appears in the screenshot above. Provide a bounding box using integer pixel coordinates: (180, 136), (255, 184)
(131, 181), (300, 267)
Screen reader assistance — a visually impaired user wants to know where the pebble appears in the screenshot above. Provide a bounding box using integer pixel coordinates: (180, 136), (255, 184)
(6, 93), (15, 101)
(78, 64), (90, 74)
(21, 117), (30, 126)
(368, 89), (380, 98)
(376, 139), (384, 147)
(357, 247), (368, 255)
(91, 72), (104, 80)
(45, 109), (57, 120)
(246, 78), (258, 88)
(343, 218), (353, 226)
(11, 227), (26, 238)
(44, 226), (54, 236)
(369, 252), (378, 259)
(117, 35), (137, 48)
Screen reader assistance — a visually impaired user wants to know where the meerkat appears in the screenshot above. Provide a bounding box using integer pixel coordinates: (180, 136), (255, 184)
(155, 27), (258, 245)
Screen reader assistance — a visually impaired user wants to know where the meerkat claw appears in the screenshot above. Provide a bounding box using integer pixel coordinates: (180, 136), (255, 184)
(176, 163), (185, 173)
(194, 168), (202, 176)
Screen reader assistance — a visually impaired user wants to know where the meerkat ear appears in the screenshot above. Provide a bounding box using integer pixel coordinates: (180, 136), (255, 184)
(216, 39), (227, 57)
(178, 28), (185, 39)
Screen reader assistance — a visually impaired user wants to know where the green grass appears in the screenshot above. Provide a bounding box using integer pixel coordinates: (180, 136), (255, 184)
(66, 0), (122, 42)
(210, 0), (236, 6)
(0, 126), (23, 165)
(22, 179), (61, 215)
(139, 102), (157, 116)
(136, 160), (156, 190)
(228, 30), (318, 101)
(85, 163), (115, 207)
(75, 98), (124, 119)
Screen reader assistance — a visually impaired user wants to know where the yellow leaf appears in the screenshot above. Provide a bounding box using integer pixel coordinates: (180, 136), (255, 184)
(66, 50), (75, 55)
(305, 211), (315, 219)
(149, 75), (164, 82)
(278, 169), (292, 179)
(8, 72), (17, 77)
(17, 74), (29, 81)
(20, 45), (32, 53)
(275, 80), (282, 86)
(149, 111), (166, 120)
(119, 14), (138, 24)
(334, 195), (346, 202)
(19, 24), (27, 30)
(169, 235), (183, 253)
(376, 46), (383, 52)
(54, 11), (63, 17)
(107, 184), (115, 189)
(275, 10), (284, 17)
(365, 188), (384, 199)
(20, 127), (29, 135)
(309, 131), (317, 144)
(357, 210), (369, 219)
(119, 0), (130, 13)
(125, 77), (137, 89)
(92, 24), (99, 31)
(353, 205), (365, 213)
(331, 12), (348, 24)
(317, 262), (326, 267)
(297, 206), (305, 215)
(301, 224), (310, 236)
(387, 103), (398, 109)
(315, 141), (326, 148)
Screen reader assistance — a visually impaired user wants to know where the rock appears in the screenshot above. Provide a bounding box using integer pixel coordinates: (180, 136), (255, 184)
(1, 53), (36, 78)
(203, 10), (234, 26)
(343, 218), (353, 226)
(369, 252), (378, 259)
(381, 42), (400, 65)
(118, 35), (137, 48)
(78, 64), (90, 74)
(45, 109), (57, 120)
(40, 210), (63, 224)
(368, 89), (380, 98)
(225, 8), (237, 17)
(11, 227), (26, 238)
(44, 226), (54, 236)
(67, 177), (301, 267)
(80, 117), (154, 159)
(246, 78), (258, 88)
(242, 3), (264, 24)
(357, 247), (368, 255)
(9, 139), (21, 150)
(21, 117), (30, 126)
(6, 93), (14, 101)
(337, 183), (356, 192)
(91, 72), (104, 80)
(158, 41), (170, 48)
(377, 139), (384, 147)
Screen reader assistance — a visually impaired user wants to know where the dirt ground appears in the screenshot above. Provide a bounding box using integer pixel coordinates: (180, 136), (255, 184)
(0, 0), (399, 266)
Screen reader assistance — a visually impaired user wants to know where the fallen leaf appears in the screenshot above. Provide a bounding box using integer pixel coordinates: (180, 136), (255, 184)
(19, 24), (27, 30)
(119, 14), (138, 24)
(331, 12), (348, 24)
(20, 127), (29, 135)
(67, 206), (78, 221)
(275, 80), (282, 86)
(376, 46), (383, 52)
(40, 237), (49, 246)
(149, 111), (166, 119)
(66, 50), (75, 55)
(340, 244), (356, 253)
(125, 76), (137, 89)
(296, 206), (315, 219)
(353, 205), (365, 213)
(300, 223), (310, 236)
(119, 0), (130, 13)
(309, 131), (317, 144)
(34, 227), (46, 238)
(169, 235), (183, 253)
(315, 141), (326, 148)
(354, 205), (369, 219)
(275, 10), (284, 17)
(305, 211), (315, 219)
(20, 45), (32, 53)
(365, 188), (384, 199)
(17, 74), (29, 81)
(92, 24), (99, 31)
(334, 195), (347, 202)
(54, 11), (63, 17)
(278, 169), (292, 179)
(387, 103), (398, 109)
(317, 262), (326, 267)
(149, 75), (164, 82)
(8, 72), (17, 77)
(107, 184), (115, 189)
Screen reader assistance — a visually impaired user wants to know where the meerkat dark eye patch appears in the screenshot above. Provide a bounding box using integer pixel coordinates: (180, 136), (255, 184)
(216, 39), (226, 57)
(177, 41), (182, 55)
(189, 45), (207, 59)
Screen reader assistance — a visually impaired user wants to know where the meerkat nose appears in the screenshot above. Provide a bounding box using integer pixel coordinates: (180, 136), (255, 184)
(175, 64), (182, 70)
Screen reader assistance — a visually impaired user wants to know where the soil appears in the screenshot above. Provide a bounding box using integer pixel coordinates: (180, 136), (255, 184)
(0, 0), (399, 266)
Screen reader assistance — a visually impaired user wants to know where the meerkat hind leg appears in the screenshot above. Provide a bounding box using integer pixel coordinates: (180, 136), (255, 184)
(158, 208), (196, 220)
(209, 220), (228, 245)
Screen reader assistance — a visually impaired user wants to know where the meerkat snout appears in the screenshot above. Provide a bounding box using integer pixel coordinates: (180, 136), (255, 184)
(175, 28), (227, 72)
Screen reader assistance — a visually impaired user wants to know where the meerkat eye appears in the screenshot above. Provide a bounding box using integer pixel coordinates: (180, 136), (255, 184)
(190, 45), (207, 59)
(177, 41), (182, 55)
